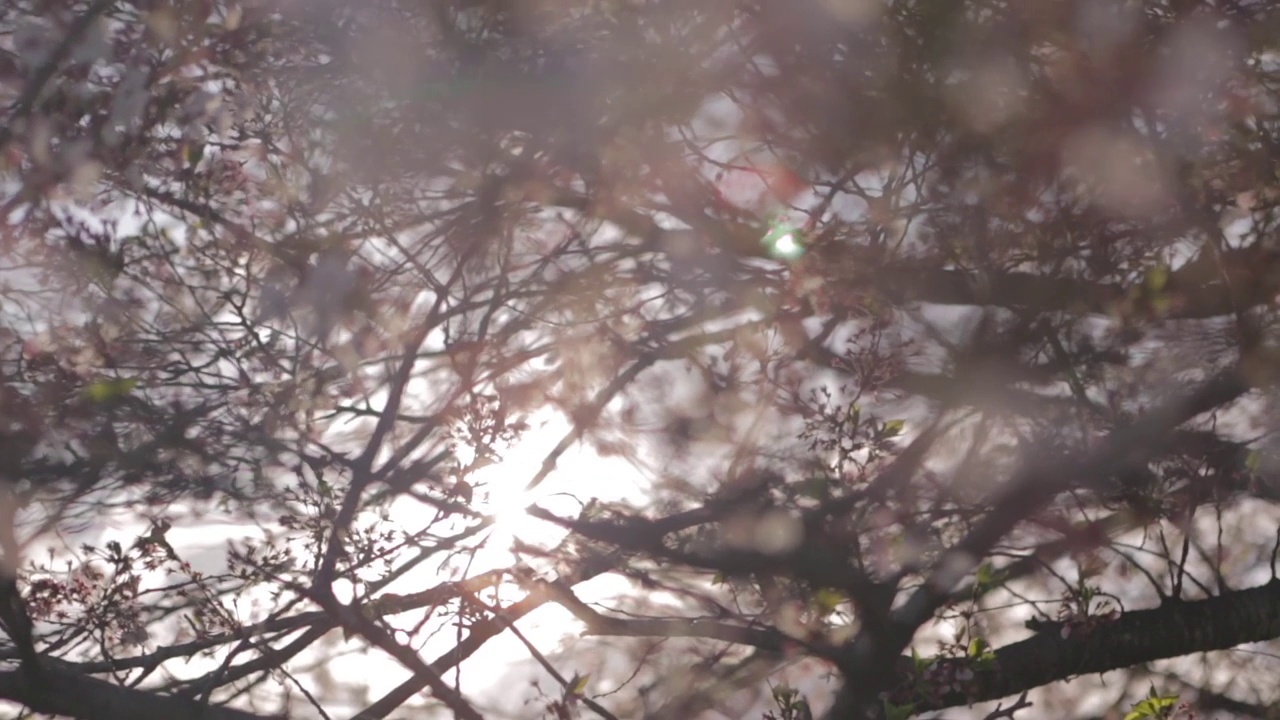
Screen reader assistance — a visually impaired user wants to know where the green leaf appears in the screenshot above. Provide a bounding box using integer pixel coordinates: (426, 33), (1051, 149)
(814, 587), (845, 614)
(1123, 686), (1178, 720)
(570, 674), (590, 696)
(911, 647), (929, 673)
(967, 637), (987, 657)
(976, 563), (994, 585)
(799, 477), (829, 500)
(1247, 449), (1264, 473)
(974, 562), (1007, 593)
(883, 700), (916, 720)
(185, 142), (205, 169)
(1145, 263), (1170, 293)
(883, 419), (905, 437)
(84, 378), (139, 403)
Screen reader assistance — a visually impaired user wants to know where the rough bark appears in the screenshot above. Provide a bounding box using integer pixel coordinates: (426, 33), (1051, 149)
(910, 579), (1280, 714)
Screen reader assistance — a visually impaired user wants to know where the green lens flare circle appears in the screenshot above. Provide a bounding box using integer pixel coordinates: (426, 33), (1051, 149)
(762, 221), (805, 259)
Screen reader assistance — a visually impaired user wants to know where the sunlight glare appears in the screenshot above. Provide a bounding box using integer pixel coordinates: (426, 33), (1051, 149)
(470, 414), (568, 543)
(773, 232), (799, 256)
(762, 221), (805, 259)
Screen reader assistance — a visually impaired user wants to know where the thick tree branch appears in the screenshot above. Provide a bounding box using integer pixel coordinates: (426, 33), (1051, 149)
(0, 664), (276, 720)
(903, 579), (1280, 714)
(903, 369), (1254, 626)
(826, 368), (1256, 717)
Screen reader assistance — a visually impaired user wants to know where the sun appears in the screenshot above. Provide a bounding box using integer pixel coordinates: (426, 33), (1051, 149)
(367, 409), (654, 691)
(476, 471), (549, 552)
(461, 412), (580, 558)
(384, 409), (646, 577)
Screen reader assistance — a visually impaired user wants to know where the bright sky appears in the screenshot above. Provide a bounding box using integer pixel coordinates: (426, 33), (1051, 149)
(46, 406), (656, 717)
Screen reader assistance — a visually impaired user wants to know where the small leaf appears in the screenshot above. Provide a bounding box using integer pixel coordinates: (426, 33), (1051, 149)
(883, 700), (917, 720)
(1247, 449), (1264, 473)
(185, 142), (205, 169)
(967, 637), (987, 657)
(84, 377), (138, 403)
(1123, 692), (1178, 720)
(883, 419), (905, 437)
(911, 647), (929, 673)
(814, 587), (845, 614)
(1145, 263), (1170, 293)
(570, 674), (590, 696)
(976, 563), (994, 587)
(799, 477), (829, 499)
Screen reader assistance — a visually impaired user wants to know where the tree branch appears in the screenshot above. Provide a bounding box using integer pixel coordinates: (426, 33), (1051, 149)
(546, 578), (789, 653)
(900, 579), (1280, 714)
(826, 368), (1255, 717)
(0, 664), (277, 720)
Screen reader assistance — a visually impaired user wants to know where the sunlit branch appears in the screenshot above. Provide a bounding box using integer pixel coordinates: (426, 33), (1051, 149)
(545, 578), (789, 654)
(462, 589), (622, 720)
(54, 570), (510, 677)
(354, 554), (619, 719)
(308, 587), (484, 720)
(524, 355), (657, 492)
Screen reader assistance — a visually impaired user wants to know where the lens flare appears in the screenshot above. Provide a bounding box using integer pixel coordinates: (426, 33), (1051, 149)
(763, 221), (805, 259)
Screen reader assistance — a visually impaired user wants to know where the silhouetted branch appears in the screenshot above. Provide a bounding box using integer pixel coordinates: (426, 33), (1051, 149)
(0, 664), (276, 720)
(899, 580), (1280, 714)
